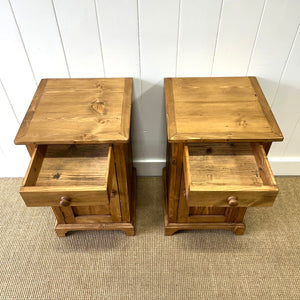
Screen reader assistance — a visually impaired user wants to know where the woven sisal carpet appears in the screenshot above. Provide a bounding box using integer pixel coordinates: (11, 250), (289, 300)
(0, 177), (299, 299)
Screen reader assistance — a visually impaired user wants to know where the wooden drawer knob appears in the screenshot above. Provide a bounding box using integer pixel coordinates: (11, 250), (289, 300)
(60, 196), (71, 207)
(227, 196), (238, 207)
(110, 189), (116, 198)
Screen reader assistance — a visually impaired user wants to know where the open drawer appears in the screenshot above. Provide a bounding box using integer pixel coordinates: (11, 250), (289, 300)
(20, 144), (115, 207)
(183, 143), (278, 207)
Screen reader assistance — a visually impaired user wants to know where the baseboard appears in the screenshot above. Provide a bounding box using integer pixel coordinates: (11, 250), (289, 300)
(133, 159), (166, 176)
(269, 158), (300, 176)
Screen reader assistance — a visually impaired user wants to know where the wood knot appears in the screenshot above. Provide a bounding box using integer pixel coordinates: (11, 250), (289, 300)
(238, 120), (247, 128)
(206, 148), (212, 154)
(95, 82), (103, 89)
(91, 99), (105, 114)
(53, 173), (60, 179)
(68, 145), (78, 154)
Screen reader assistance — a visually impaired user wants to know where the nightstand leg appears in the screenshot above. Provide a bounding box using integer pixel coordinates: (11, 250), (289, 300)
(165, 228), (179, 236)
(122, 228), (135, 236)
(233, 224), (246, 235)
(55, 228), (69, 237)
(53, 221), (69, 237)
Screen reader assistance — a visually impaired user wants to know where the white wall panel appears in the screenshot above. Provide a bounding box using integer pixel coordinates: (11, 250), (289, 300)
(247, 0), (300, 104)
(212, 0), (265, 76)
(269, 25), (300, 157)
(0, 0), (37, 122)
(284, 119), (300, 157)
(177, 0), (222, 77)
(54, 0), (104, 77)
(95, 0), (142, 160)
(0, 81), (30, 177)
(96, 0), (139, 78)
(10, 0), (69, 81)
(139, 0), (180, 161)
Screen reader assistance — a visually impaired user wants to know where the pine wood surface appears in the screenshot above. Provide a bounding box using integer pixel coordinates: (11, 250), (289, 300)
(186, 143), (264, 187)
(54, 167), (137, 237)
(183, 143), (278, 207)
(36, 144), (109, 187)
(72, 205), (110, 216)
(74, 215), (113, 224)
(163, 168), (245, 235)
(165, 76), (283, 143)
(114, 143), (131, 222)
(20, 144), (112, 207)
(14, 78), (132, 145)
(166, 143), (183, 222)
(20, 186), (109, 207)
(177, 165), (248, 224)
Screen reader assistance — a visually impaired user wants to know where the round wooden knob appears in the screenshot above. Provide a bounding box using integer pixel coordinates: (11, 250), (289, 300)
(110, 190), (116, 198)
(60, 196), (71, 207)
(227, 196), (238, 206)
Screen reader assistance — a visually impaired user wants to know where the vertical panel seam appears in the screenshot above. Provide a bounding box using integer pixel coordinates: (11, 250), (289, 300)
(94, 0), (106, 77)
(175, 0), (182, 77)
(0, 79), (20, 124)
(137, 0), (145, 159)
(271, 23), (300, 107)
(246, 0), (267, 75)
(8, 0), (37, 86)
(137, 0), (142, 88)
(210, 0), (224, 76)
(137, 0), (142, 110)
(51, 0), (71, 78)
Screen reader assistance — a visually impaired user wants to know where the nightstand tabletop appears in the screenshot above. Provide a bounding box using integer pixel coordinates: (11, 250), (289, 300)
(164, 76), (283, 143)
(15, 78), (132, 145)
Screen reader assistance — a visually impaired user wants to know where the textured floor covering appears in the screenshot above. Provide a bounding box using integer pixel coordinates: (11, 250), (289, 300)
(0, 177), (299, 299)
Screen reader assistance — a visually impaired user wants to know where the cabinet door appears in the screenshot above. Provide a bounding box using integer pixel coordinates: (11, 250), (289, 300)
(178, 166), (247, 224)
(69, 148), (122, 223)
(58, 145), (122, 224)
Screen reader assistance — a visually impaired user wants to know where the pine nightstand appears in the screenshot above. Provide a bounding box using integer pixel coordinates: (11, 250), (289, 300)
(164, 77), (283, 235)
(15, 78), (135, 236)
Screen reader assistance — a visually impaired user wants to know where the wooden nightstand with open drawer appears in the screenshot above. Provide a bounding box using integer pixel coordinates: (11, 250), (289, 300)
(15, 78), (135, 236)
(164, 77), (283, 235)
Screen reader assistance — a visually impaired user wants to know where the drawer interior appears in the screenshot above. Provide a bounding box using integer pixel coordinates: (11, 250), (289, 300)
(23, 144), (110, 188)
(187, 143), (269, 187)
(183, 142), (278, 206)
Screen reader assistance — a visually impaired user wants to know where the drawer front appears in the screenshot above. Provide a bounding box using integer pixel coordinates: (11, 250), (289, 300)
(183, 143), (278, 208)
(20, 144), (114, 207)
(20, 186), (109, 207)
(187, 189), (278, 208)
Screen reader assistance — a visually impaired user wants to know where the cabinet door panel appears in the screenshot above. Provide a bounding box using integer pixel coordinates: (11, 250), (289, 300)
(178, 168), (245, 223)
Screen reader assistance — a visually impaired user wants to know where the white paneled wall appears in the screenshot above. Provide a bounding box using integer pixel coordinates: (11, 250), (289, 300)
(211, 0), (265, 76)
(0, 0), (300, 177)
(10, 0), (69, 81)
(54, 0), (104, 78)
(177, 0), (222, 77)
(0, 0), (37, 122)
